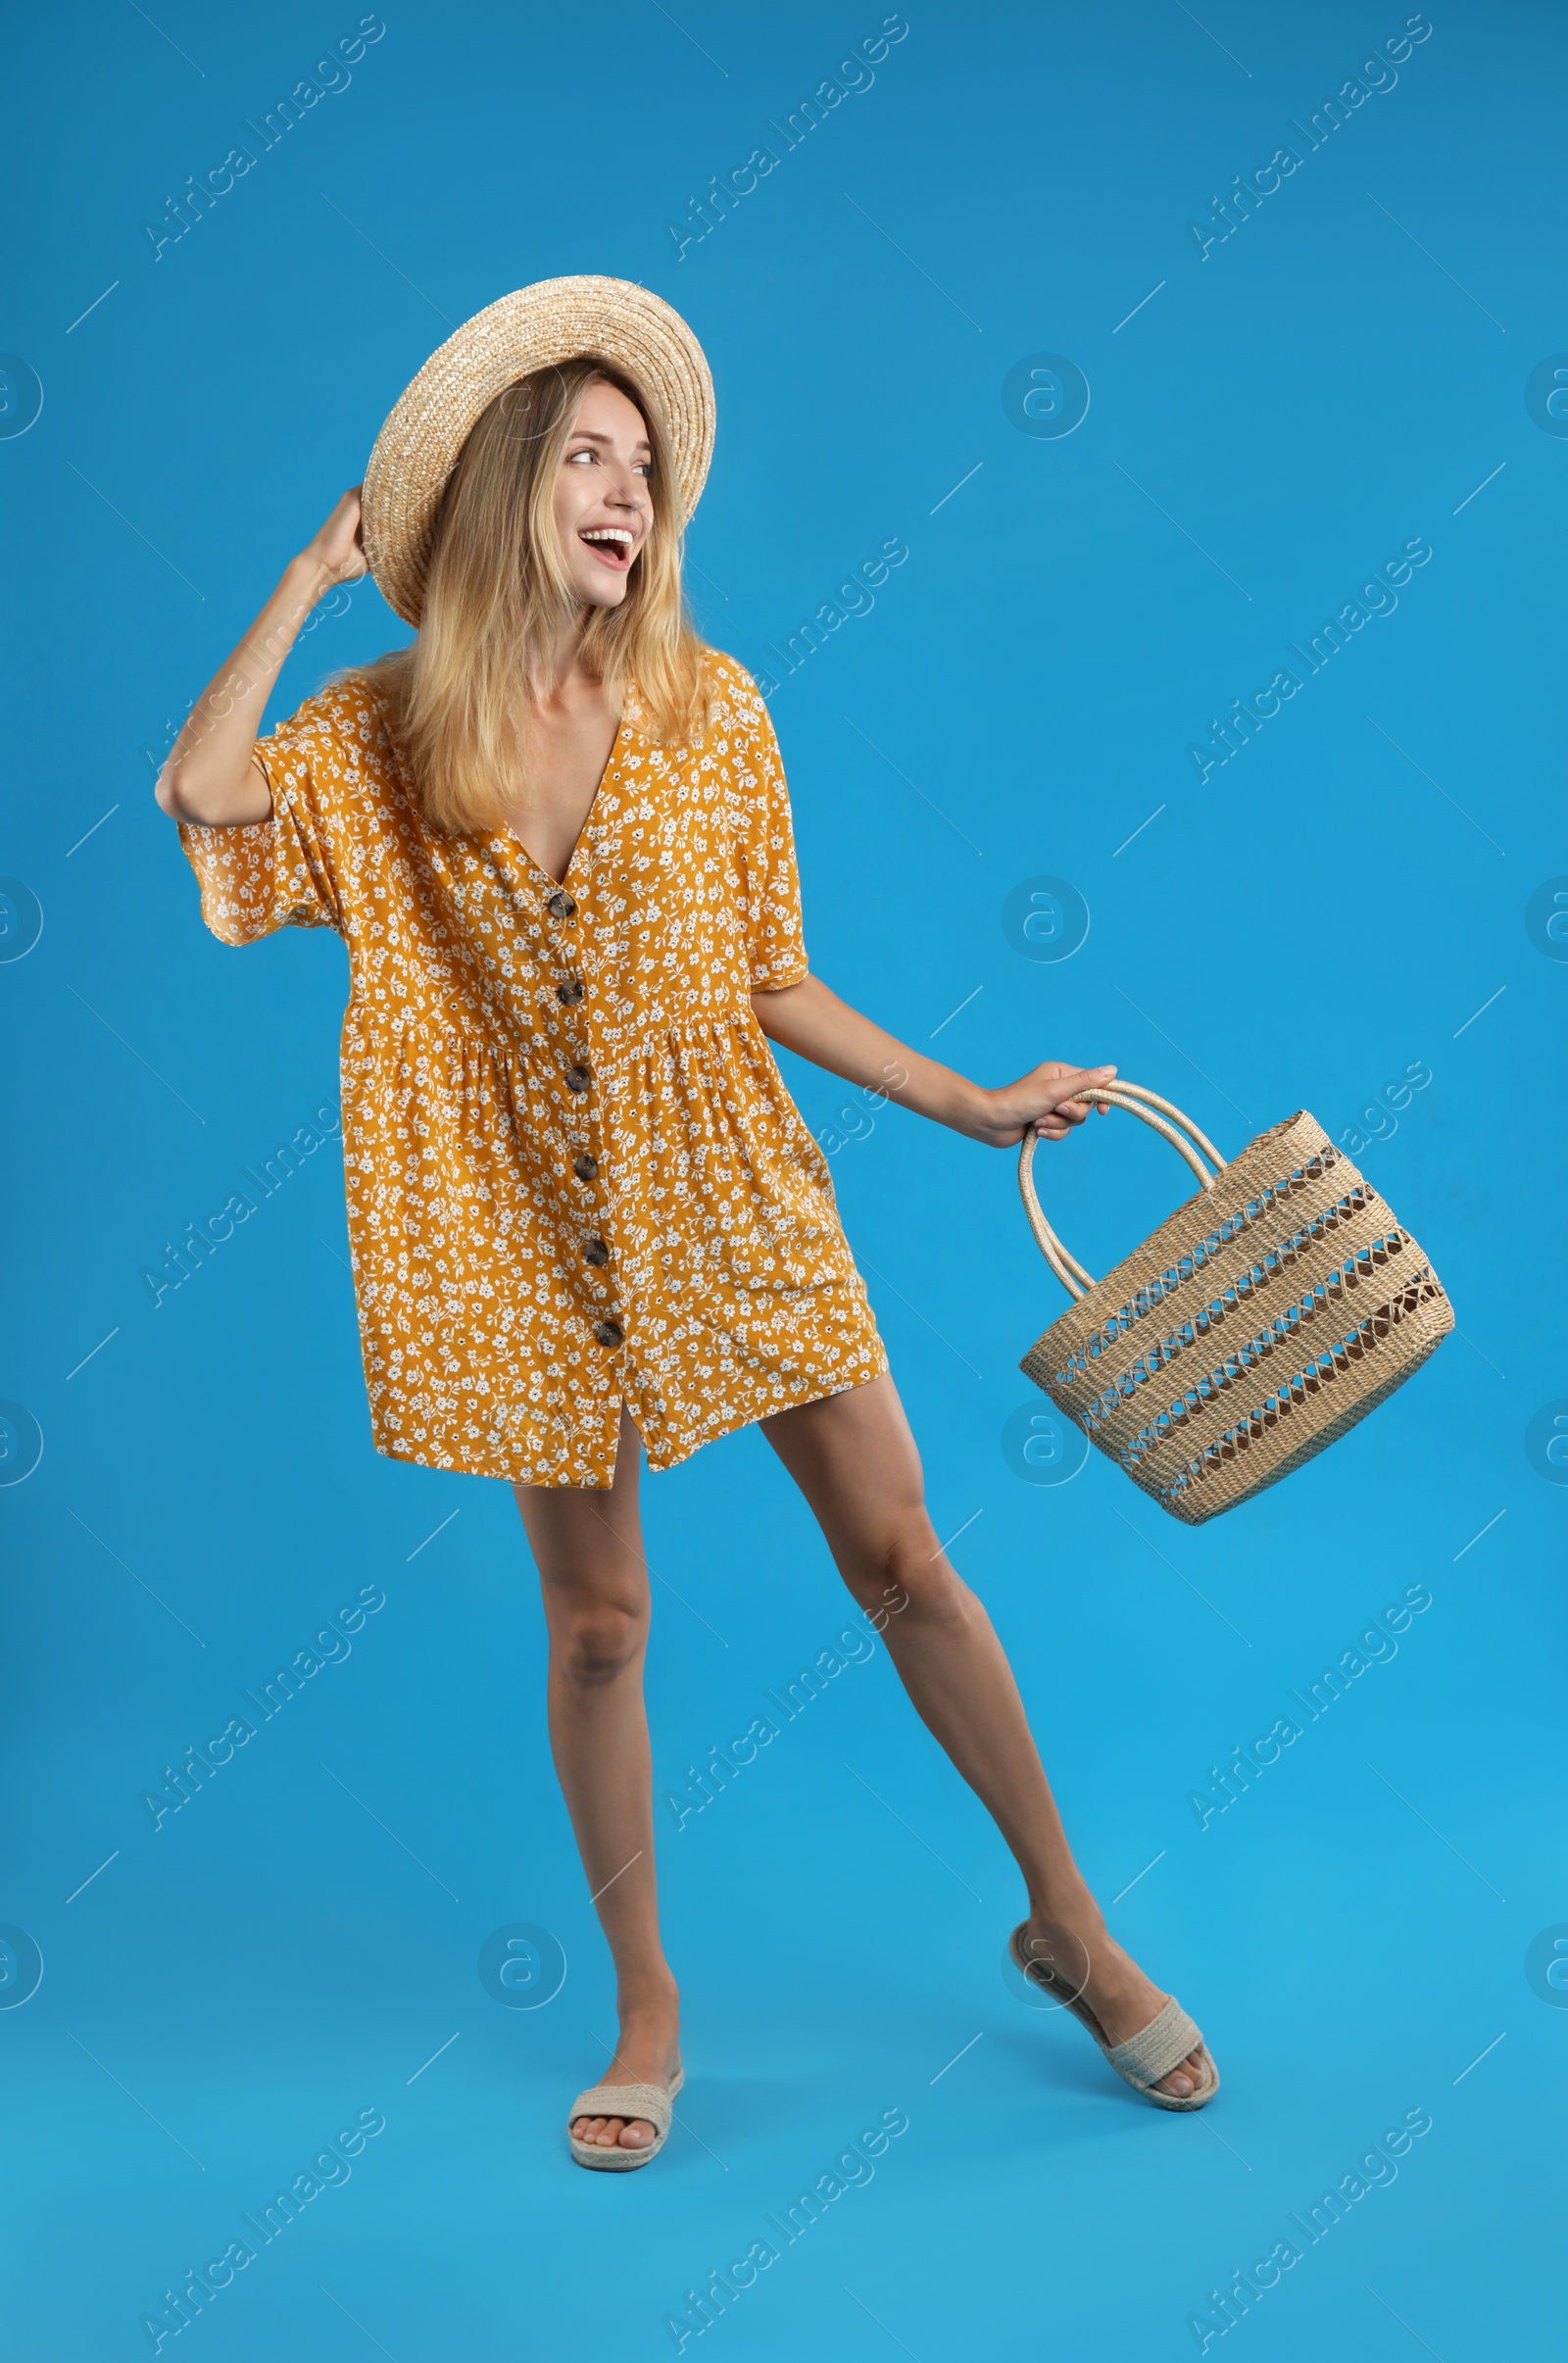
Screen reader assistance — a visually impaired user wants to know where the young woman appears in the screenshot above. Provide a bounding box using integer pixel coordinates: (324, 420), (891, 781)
(156, 278), (1216, 2168)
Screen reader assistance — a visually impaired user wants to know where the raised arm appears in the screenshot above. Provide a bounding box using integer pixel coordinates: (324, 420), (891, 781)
(154, 489), (367, 827)
(752, 972), (1114, 1147)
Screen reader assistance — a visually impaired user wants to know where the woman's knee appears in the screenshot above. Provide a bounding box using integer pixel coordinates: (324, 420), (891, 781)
(547, 1590), (648, 1685)
(859, 1511), (975, 1630)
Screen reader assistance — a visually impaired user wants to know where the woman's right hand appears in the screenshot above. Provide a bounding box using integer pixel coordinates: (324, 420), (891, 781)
(295, 485), (368, 589)
(157, 490), (368, 827)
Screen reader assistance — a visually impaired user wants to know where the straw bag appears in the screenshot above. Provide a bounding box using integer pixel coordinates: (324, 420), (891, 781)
(1017, 1083), (1453, 1525)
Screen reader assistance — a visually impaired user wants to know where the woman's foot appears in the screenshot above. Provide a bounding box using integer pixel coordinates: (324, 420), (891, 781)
(1017, 1908), (1212, 2100)
(570, 1992), (682, 2152)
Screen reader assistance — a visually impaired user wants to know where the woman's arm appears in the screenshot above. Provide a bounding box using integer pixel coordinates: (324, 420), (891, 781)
(154, 489), (367, 827)
(752, 972), (1113, 1146)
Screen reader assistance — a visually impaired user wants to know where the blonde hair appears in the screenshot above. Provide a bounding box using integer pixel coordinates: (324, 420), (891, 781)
(349, 355), (714, 834)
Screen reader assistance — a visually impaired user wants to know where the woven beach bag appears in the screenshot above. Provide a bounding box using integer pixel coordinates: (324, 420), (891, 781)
(1017, 1083), (1453, 1525)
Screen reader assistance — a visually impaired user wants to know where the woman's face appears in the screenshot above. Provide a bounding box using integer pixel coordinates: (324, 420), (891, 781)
(553, 378), (653, 609)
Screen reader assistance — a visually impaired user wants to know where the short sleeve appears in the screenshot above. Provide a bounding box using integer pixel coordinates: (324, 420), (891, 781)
(175, 685), (360, 945)
(724, 664), (809, 991)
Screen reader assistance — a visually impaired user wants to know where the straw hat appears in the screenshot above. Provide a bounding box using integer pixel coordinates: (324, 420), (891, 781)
(361, 274), (715, 626)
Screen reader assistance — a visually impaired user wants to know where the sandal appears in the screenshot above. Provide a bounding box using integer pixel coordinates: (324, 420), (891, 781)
(1008, 1924), (1219, 2111)
(566, 2065), (684, 2170)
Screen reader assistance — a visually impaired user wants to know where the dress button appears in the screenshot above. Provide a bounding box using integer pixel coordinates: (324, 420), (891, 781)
(546, 890), (577, 919)
(584, 1238), (610, 1267)
(564, 1062), (591, 1093)
(573, 1154), (599, 1181)
(593, 1319), (623, 1348)
(557, 978), (584, 1006)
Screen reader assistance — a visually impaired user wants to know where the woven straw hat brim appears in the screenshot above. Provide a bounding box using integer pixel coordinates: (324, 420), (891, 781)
(361, 274), (715, 626)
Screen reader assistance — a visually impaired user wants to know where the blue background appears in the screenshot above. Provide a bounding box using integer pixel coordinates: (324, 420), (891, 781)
(1, 3), (1563, 2355)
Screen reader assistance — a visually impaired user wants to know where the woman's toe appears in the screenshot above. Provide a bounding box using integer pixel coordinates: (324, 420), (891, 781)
(1157, 2045), (1209, 2098)
(572, 2104), (662, 2147)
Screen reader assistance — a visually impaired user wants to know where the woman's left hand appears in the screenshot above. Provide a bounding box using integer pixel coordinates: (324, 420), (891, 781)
(960, 1060), (1117, 1148)
(750, 978), (1117, 1153)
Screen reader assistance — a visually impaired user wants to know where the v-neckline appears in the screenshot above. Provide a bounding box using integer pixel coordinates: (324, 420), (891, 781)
(499, 702), (629, 896)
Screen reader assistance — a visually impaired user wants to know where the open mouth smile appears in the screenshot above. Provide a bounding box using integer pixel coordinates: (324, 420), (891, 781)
(579, 526), (637, 571)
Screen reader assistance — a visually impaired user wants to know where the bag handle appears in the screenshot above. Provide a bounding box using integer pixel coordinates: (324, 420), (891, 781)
(1017, 1082), (1229, 1303)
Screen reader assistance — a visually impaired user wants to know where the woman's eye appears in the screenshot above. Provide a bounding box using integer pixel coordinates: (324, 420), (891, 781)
(566, 448), (596, 465)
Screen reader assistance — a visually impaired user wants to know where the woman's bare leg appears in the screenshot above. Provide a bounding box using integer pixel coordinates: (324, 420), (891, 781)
(513, 1407), (680, 2151)
(762, 1373), (1210, 2099)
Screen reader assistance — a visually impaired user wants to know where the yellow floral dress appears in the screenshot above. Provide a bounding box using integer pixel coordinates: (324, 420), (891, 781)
(176, 650), (885, 1486)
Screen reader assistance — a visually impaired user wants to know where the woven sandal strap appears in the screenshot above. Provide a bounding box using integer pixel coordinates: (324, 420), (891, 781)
(568, 2081), (673, 2132)
(1103, 1995), (1202, 2088)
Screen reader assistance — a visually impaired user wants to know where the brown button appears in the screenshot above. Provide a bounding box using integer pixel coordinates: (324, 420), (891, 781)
(573, 1154), (599, 1181)
(557, 978), (584, 1006)
(564, 1062), (591, 1094)
(584, 1238), (610, 1267)
(546, 890), (577, 919)
(593, 1319), (623, 1348)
